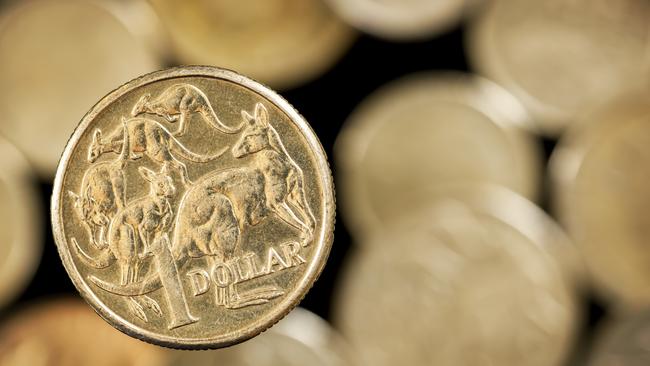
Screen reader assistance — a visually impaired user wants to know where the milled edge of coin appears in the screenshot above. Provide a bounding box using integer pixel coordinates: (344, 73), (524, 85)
(51, 65), (336, 349)
(0, 136), (42, 311)
(334, 71), (541, 240)
(549, 92), (650, 308)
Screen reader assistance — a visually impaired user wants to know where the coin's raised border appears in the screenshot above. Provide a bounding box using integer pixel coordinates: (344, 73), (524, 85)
(51, 65), (336, 349)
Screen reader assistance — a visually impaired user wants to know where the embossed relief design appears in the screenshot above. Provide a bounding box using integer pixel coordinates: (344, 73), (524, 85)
(68, 84), (316, 329)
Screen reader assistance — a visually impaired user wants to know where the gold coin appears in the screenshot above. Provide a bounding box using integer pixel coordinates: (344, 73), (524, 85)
(169, 308), (354, 365)
(382, 184), (585, 284)
(324, 0), (468, 40)
(550, 92), (650, 308)
(0, 0), (162, 177)
(589, 310), (650, 366)
(334, 199), (577, 366)
(0, 298), (167, 366)
(0, 136), (41, 310)
(335, 72), (542, 239)
(51, 66), (335, 349)
(467, 0), (650, 135)
(149, 0), (355, 89)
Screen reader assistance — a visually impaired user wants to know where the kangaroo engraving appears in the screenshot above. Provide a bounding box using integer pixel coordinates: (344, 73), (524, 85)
(73, 164), (176, 322)
(131, 83), (243, 137)
(100, 103), (316, 307)
(69, 119), (129, 250)
(230, 102), (316, 241)
(88, 117), (228, 186)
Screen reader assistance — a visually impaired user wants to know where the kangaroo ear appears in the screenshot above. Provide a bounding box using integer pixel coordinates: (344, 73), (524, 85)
(255, 103), (269, 127)
(138, 166), (156, 182)
(241, 110), (255, 125)
(92, 129), (101, 143)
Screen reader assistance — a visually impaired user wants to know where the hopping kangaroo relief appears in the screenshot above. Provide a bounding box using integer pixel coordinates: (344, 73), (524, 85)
(53, 67), (334, 349)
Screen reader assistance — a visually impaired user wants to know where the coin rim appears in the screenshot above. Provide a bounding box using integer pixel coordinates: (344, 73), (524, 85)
(51, 65), (336, 349)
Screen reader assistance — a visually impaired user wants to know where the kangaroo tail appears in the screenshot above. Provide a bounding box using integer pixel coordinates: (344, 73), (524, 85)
(71, 237), (116, 269)
(200, 103), (243, 134)
(171, 140), (229, 163)
(89, 273), (162, 296)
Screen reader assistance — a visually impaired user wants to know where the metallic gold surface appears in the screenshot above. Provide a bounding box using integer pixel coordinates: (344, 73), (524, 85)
(589, 310), (650, 366)
(169, 308), (353, 365)
(0, 136), (41, 310)
(0, 298), (167, 366)
(149, 0), (355, 89)
(467, 0), (650, 135)
(335, 72), (542, 239)
(335, 199), (577, 366)
(0, 0), (162, 176)
(551, 93), (650, 308)
(324, 0), (469, 40)
(51, 66), (335, 349)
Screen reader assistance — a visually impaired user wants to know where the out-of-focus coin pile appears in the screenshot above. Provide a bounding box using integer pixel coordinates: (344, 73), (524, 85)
(0, 0), (648, 364)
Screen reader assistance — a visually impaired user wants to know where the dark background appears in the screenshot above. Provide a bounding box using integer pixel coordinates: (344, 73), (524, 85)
(8, 25), (606, 365)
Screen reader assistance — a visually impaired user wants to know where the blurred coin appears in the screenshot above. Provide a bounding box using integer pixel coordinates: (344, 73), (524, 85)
(334, 200), (577, 366)
(149, 0), (355, 89)
(0, 136), (41, 311)
(0, 298), (167, 366)
(551, 93), (650, 308)
(335, 72), (542, 239)
(324, 0), (469, 41)
(467, 0), (650, 135)
(387, 184), (585, 284)
(101, 0), (171, 61)
(588, 310), (650, 366)
(0, 0), (162, 177)
(169, 308), (354, 366)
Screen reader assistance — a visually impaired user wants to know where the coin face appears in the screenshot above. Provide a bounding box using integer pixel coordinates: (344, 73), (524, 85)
(334, 200), (577, 366)
(467, 0), (650, 135)
(589, 311), (650, 366)
(51, 66), (335, 349)
(335, 72), (542, 239)
(0, 137), (41, 310)
(0, 298), (167, 366)
(551, 93), (650, 308)
(169, 308), (353, 366)
(0, 0), (162, 176)
(324, 0), (468, 40)
(149, 0), (355, 89)
(383, 184), (584, 283)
